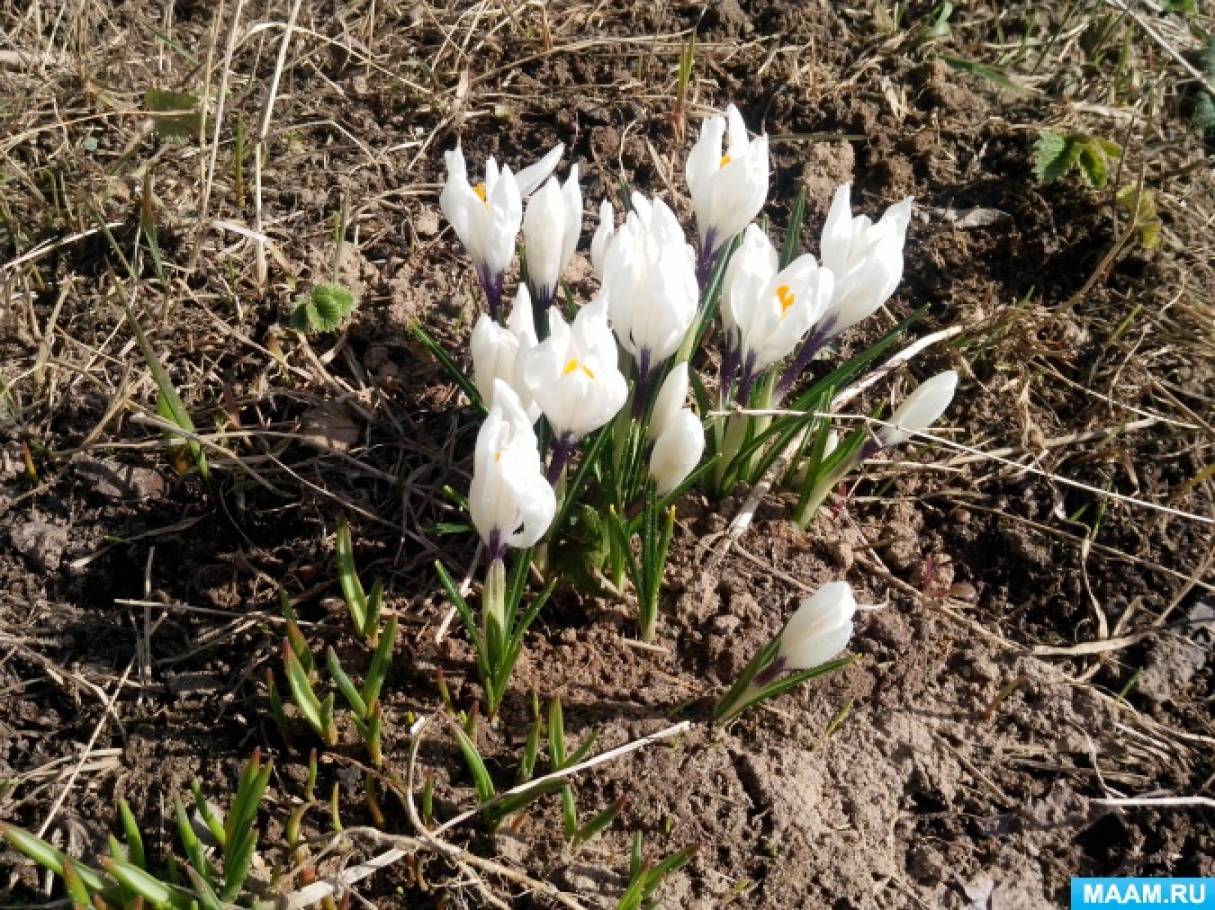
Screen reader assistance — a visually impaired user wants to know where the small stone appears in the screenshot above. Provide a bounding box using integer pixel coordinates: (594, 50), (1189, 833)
(413, 208), (440, 238)
(10, 518), (69, 571)
(75, 458), (165, 501)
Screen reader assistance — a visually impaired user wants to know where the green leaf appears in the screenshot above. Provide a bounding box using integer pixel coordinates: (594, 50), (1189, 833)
(61, 859), (94, 909)
(174, 796), (211, 882)
(453, 726), (496, 805)
(1116, 184), (1163, 251)
(1159, 0), (1195, 14)
(183, 865), (223, 910)
(548, 697), (567, 768)
(117, 799), (146, 870)
(144, 88), (202, 139)
(291, 284), (357, 334)
(122, 304), (210, 483)
(327, 647), (367, 718)
(335, 520), (369, 636)
(941, 55), (1030, 93)
(1076, 138), (1115, 188)
(573, 797), (623, 847)
(1189, 39), (1215, 136)
(560, 785), (578, 839)
(99, 857), (182, 909)
(283, 640), (330, 742)
(779, 186), (807, 270)
(410, 321), (483, 408)
(1, 824), (109, 892)
(1033, 130), (1078, 184)
(361, 616), (397, 711)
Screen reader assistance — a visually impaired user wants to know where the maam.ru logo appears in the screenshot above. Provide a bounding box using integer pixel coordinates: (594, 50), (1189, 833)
(1072, 879), (1214, 909)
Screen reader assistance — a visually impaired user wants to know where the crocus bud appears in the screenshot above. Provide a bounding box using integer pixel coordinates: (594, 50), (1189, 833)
(685, 104), (769, 258)
(649, 408), (705, 497)
(469, 381), (555, 559)
(647, 363), (689, 441)
(520, 298), (628, 445)
(470, 286), (540, 421)
(523, 167), (582, 311)
(778, 581), (857, 670)
(877, 371), (958, 448)
(819, 185), (913, 336)
(599, 195), (698, 378)
(590, 199), (615, 279)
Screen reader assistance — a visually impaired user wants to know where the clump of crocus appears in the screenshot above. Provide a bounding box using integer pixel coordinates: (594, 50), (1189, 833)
(440, 143), (563, 319)
(714, 581), (858, 724)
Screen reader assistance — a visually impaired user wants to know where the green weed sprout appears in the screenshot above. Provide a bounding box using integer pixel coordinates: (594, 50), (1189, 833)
(1, 751), (270, 908)
(617, 833), (698, 910)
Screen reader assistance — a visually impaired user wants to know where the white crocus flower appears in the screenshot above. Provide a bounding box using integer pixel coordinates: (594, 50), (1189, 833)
(440, 143), (563, 318)
(599, 194), (698, 381)
(778, 582), (857, 670)
(877, 371), (958, 448)
(470, 286), (540, 421)
(521, 298), (628, 450)
(722, 224), (834, 397)
(685, 104), (769, 269)
(469, 380), (556, 560)
(819, 184), (913, 336)
(523, 167), (582, 312)
(649, 408), (705, 497)
(590, 199), (615, 279)
(647, 363), (689, 441)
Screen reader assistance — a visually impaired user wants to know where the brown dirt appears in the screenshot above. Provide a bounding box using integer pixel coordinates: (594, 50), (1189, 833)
(2, 1), (1213, 908)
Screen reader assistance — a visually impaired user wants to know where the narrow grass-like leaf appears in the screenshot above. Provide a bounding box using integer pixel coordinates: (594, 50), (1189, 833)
(574, 797), (623, 847)
(99, 857), (181, 909)
(115, 800), (145, 870)
(175, 796), (209, 880)
(779, 186), (807, 270)
(0, 825), (106, 892)
(283, 640), (328, 740)
(61, 859), (93, 909)
(410, 321), (482, 408)
(326, 647), (367, 718)
(453, 726), (496, 805)
(548, 697), (567, 768)
(183, 865), (222, 910)
(435, 560), (484, 656)
(336, 520), (368, 636)
(121, 303), (210, 482)
(362, 615), (397, 711)
(560, 785), (578, 839)
(191, 782), (225, 849)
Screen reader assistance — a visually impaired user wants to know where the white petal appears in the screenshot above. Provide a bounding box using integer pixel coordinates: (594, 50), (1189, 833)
(515, 142), (565, 197)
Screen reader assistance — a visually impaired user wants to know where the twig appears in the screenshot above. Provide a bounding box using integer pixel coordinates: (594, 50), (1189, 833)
(1094, 795), (1215, 809)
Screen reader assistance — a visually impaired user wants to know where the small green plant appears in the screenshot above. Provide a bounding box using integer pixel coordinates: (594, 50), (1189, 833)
(436, 549), (556, 719)
(1188, 38), (1215, 138)
(290, 284), (358, 334)
(1033, 129), (1121, 187)
(336, 519), (385, 644)
(273, 594), (397, 765)
(616, 833), (698, 910)
(1, 752), (271, 908)
(1116, 184), (1163, 251)
(144, 88), (202, 139)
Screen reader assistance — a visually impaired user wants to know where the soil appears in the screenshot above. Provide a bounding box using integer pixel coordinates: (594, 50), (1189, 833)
(1, 2), (1213, 909)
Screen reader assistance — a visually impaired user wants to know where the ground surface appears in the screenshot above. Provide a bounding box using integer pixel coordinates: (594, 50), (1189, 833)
(1, 1), (1213, 908)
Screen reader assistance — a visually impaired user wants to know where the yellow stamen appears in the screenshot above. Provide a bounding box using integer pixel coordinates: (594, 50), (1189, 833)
(719, 154), (732, 168)
(494, 451), (502, 463)
(563, 358), (595, 380)
(473, 182), (487, 203)
(777, 284), (796, 316)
